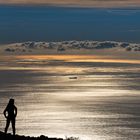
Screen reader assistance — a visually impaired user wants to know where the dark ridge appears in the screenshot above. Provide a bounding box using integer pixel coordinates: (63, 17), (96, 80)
(0, 131), (63, 140)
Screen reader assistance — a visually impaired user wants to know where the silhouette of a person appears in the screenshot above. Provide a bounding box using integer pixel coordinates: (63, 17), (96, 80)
(3, 98), (17, 135)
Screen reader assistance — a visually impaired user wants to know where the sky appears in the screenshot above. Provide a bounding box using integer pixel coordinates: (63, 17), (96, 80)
(0, 0), (140, 7)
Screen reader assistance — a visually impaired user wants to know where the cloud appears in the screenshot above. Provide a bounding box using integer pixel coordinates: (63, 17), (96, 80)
(0, 0), (140, 7)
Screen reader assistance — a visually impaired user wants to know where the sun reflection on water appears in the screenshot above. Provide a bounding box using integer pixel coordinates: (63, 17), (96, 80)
(0, 54), (140, 140)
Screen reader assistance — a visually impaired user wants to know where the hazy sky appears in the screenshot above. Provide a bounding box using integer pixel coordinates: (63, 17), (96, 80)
(0, 0), (140, 7)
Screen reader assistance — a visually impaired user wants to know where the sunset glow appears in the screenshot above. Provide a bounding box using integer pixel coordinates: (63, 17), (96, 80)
(15, 55), (140, 64)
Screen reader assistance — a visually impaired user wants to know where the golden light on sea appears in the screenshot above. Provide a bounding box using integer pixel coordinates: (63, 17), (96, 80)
(15, 55), (140, 64)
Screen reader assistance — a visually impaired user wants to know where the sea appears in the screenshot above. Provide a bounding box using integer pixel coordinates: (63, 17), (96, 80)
(0, 5), (140, 140)
(0, 55), (140, 140)
(0, 5), (140, 44)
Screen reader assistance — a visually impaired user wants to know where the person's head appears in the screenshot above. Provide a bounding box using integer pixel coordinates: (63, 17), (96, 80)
(9, 98), (14, 105)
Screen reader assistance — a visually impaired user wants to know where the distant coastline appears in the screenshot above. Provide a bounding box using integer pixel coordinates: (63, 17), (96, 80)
(0, 41), (140, 65)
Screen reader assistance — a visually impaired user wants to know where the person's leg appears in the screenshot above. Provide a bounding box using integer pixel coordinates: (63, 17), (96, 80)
(12, 118), (16, 135)
(5, 119), (10, 134)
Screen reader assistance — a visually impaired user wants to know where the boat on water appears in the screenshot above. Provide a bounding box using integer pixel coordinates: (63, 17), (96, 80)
(69, 76), (78, 79)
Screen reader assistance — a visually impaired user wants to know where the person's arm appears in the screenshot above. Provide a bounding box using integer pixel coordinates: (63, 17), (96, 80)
(3, 108), (7, 118)
(14, 106), (17, 117)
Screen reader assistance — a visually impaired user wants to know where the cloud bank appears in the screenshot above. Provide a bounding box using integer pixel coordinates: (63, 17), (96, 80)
(0, 0), (140, 7)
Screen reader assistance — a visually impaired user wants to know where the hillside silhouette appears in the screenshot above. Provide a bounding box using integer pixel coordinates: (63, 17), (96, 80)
(0, 131), (63, 140)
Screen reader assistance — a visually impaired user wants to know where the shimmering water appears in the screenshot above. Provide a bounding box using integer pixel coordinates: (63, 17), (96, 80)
(0, 55), (140, 140)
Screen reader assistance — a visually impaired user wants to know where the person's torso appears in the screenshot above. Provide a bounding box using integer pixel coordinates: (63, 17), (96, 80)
(7, 106), (15, 118)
